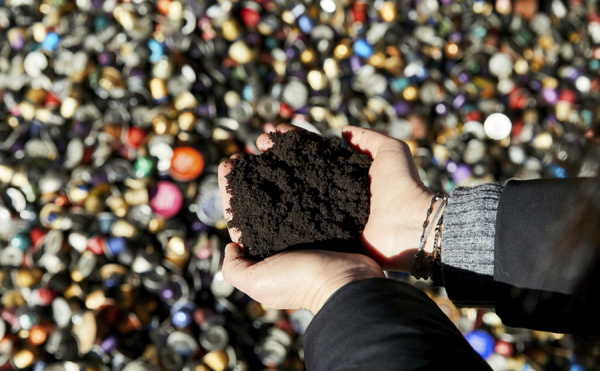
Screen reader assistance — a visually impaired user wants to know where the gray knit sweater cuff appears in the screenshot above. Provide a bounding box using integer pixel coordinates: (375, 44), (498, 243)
(441, 182), (503, 309)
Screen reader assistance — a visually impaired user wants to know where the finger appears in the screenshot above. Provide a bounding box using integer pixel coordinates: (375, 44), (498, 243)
(222, 243), (256, 289)
(256, 123), (309, 152)
(256, 133), (274, 152)
(342, 125), (405, 160)
(217, 160), (242, 245)
(275, 123), (308, 134)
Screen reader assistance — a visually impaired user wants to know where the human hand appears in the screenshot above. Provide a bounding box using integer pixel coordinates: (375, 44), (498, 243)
(220, 243), (384, 314)
(217, 143), (385, 314)
(251, 124), (438, 272)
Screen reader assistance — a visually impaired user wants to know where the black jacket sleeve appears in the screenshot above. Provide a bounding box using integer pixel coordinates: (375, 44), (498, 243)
(494, 178), (600, 334)
(303, 278), (491, 371)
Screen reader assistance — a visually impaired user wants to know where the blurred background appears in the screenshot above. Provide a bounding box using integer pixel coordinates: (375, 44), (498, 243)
(1, 0), (600, 370)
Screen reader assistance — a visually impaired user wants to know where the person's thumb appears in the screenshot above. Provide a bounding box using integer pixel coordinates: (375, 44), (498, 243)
(222, 243), (255, 290)
(341, 125), (407, 160)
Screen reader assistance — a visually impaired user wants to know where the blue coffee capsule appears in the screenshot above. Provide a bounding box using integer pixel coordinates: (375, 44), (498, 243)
(32, 361), (46, 371)
(353, 39), (373, 59)
(30, 122), (42, 137)
(148, 39), (164, 63)
(391, 77), (410, 94)
(106, 236), (127, 256)
(11, 233), (31, 251)
(94, 15), (109, 31)
(104, 272), (122, 289)
(41, 33), (59, 51)
(265, 37), (278, 50)
(546, 163), (566, 178)
(172, 309), (193, 328)
(298, 15), (313, 34)
(97, 212), (116, 234)
(243, 85), (255, 102)
(290, 4), (305, 18)
(171, 301), (195, 328)
(465, 330), (495, 360)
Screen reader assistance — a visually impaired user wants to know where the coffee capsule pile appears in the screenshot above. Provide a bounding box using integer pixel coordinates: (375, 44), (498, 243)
(1, 0), (599, 370)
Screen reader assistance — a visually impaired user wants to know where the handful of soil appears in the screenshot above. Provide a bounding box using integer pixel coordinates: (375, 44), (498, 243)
(225, 130), (372, 259)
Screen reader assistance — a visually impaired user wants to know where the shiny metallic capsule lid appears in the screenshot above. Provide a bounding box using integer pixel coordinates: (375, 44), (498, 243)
(195, 175), (225, 228)
(282, 80), (308, 110)
(1, 246), (24, 267)
(255, 339), (287, 367)
(256, 96), (280, 122)
(463, 139), (486, 165)
(167, 330), (199, 358)
(489, 52), (514, 78)
(228, 101), (254, 124)
(210, 271), (235, 298)
(388, 118), (412, 140)
(141, 266), (169, 292)
(52, 297), (72, 328)
(122, 360), (162, 371)
(106, 159), (133, 182)
(199, 324), (229, 351)
(289, 309), (314, 335)
(484, 113), (512, 140)
(71, 251), (97, 282)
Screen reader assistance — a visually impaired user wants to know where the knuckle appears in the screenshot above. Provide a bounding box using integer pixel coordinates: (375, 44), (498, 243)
(392, 139), (410, 153)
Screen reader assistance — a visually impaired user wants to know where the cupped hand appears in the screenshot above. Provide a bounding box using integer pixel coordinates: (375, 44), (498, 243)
(251, 124), (437, 272)
(217, 146), (385, 314)
(221, 243), (384, 314)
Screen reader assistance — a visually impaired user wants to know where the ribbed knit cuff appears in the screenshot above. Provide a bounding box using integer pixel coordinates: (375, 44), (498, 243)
(441, 182), (503, 308)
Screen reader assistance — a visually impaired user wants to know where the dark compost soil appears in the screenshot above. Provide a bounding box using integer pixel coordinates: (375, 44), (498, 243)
(226, 130), (372, 259)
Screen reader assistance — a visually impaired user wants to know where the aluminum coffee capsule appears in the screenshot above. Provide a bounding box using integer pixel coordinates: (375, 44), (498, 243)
(199, 324), (229, 351)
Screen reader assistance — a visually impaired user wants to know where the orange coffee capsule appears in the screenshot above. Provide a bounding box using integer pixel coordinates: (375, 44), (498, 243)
(169, 147), (204, 182)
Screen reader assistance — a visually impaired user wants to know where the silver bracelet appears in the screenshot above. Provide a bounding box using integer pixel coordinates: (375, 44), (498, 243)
(410, 193), (448, 280)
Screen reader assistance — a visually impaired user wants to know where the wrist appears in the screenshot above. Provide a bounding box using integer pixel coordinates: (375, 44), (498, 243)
(404, 190), (443, 250)
(407, 192), (448, 279)
(422, 197), (446, 254)
(308, 270), (385, 315)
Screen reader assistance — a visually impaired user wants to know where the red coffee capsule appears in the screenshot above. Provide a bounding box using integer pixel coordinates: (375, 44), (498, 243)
(87, 236), (106, 256)
(30, 288), (56, 306)
(126, 126), (145, 148)
(29, 228), (45, 247)
(494, 340), (514, 357)
(241, 7), (260, 28)
(45, 92), (61, 109)
(558, 89), (576, 104)
(279, 102), (293, 118)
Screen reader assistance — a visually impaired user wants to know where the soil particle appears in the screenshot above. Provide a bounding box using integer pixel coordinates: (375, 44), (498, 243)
(226, 130), (372, 259)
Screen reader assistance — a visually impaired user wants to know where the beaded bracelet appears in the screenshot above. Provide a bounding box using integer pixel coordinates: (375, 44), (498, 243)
(409, 193), (448, 280)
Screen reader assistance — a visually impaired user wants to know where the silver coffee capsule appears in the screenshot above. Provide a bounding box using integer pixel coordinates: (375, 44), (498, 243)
(199, 324), (229, 351)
